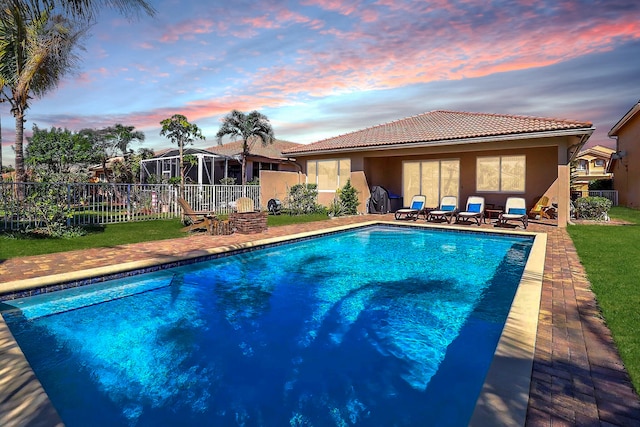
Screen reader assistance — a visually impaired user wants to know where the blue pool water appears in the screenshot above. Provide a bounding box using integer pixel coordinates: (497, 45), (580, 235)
(2, 225), (533, 427)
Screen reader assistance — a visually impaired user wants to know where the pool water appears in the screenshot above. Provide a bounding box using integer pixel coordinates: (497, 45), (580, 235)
(2, 225), (533, 427)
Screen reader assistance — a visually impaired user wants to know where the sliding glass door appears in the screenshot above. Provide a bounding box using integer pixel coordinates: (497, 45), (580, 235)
(402, 159), (459, 207)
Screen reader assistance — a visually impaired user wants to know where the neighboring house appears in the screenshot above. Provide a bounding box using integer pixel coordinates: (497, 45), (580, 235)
(141, 140), (301, 185)
(205, 139), (301, 184)
(278, 110), (594, 227)
(140, 148), (219, 185)
(572, 145), (615, 198)
(88, 156), (124, 182)
(608, 100), (640, 209)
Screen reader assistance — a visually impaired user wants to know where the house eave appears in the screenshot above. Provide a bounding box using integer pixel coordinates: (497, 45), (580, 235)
(609, 101), (640, 137)
(285, 127), (595, 157)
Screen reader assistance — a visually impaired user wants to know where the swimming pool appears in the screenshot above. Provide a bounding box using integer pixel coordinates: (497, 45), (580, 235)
(1, 225), (535, 426)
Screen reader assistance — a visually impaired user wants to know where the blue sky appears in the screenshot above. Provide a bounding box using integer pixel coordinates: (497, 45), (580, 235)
(1, 0), (639, 166)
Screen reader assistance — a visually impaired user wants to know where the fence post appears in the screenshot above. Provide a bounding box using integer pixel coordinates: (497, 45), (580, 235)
(66, 183), (72, 227)
(127, 184), (132, 221)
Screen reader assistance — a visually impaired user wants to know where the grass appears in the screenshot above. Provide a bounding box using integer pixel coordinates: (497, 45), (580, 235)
(0, 213), (331, 259)
(567, 206), (640, 393)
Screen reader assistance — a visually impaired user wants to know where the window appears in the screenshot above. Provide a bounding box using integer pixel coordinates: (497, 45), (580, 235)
(252, 162), (278, 179)
(594, 159), (605, 167)
(402, 159), (459, 207)
(307, 159), (351, 191)
(576, 160), (587, 171)
(476, 155), (525, 192)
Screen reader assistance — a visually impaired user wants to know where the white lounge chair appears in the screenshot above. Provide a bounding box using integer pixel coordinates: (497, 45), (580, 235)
(395, 195), (427, 220)
(497, 197), (528, 229)
(427, 196), (458, 224)
(456, 196), (485, 226)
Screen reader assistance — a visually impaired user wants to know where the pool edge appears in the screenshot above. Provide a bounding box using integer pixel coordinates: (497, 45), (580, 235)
(469, 231), (547, 427)
(0, 315), (64, 427)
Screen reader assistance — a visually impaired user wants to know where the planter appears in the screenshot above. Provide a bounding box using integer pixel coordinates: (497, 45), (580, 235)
(229, 211), (268, 234)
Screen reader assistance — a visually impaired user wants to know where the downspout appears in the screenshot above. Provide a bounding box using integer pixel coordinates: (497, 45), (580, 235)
(286, 157), (304, 184)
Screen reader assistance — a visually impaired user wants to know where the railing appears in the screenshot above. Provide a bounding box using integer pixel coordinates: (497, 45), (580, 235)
(0, 182), (261, 231)
(588, 190), (618, 206)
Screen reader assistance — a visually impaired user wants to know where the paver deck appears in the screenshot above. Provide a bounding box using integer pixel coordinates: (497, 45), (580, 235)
(1, 214), (639, 426)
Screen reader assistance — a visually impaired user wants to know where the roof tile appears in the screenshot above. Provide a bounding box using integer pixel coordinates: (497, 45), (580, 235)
(283, 110), (593, 154)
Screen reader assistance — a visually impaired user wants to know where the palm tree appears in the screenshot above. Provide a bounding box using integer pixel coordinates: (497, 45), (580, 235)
(216, 110), (275, 186)
(160, 114), (205, 197)
(104, 123), (145, 157)
(30, 0), (155, 20)
(0, 1), (85, 182)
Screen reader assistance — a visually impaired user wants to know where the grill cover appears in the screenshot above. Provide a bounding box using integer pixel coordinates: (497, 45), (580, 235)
(368, 186), (391, 214)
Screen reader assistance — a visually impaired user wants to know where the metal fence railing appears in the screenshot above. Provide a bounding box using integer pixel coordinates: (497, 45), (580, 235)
(0, 182), (261, 231)
(588, 190), (618, 206)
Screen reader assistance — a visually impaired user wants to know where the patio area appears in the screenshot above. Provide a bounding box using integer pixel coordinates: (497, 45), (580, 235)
(1, 214), (639, 426)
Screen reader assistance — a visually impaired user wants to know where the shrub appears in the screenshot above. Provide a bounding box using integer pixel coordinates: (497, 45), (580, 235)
(589, 179), (613, 190)
(338, 179), (359, 215)
(327, 198), (345, 217)
(219, 177), (237, 185)
(574, 196), (612, 220)
(287, 183), (323, 215)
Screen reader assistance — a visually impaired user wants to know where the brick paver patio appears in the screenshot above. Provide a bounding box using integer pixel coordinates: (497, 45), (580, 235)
(1, 214), (639, 426)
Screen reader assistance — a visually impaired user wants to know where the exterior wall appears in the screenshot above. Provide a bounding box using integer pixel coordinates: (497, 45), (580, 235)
(612, 114), (640, 208)
(259, 170), (305, 209)
(303, 146), (557, 208)
(295, 135), (581, 223)
(350, 171), (371, 214)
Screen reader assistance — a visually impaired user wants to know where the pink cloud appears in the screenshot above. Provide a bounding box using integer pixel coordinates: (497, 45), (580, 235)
(159, 19), (226, 43)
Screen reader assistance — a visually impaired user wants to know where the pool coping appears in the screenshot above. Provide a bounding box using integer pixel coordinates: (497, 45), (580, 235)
(0, 221), (546, 426)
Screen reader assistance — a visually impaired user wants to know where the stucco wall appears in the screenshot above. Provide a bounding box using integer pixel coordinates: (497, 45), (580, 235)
(259, 170), (305, 209)
(295, 136), (579, 222)
(612, 113), (640, 208)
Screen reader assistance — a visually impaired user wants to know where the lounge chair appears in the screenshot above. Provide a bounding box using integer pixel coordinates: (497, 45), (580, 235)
(456, 196), (485, 226)
(177, 197), (216, 233)
(395, 195), (427, 220)
(497, 197), (528, 229)
(427, 196), (458, 223)
(528, 196), (555, 219)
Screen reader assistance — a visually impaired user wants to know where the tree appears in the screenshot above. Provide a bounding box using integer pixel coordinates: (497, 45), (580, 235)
(101, 123), (145, 182)
(0, 0), (154, 183)
(339, 179), (359, 215)
(216, 110), (275, 186)
(130, 147), (154, 183)
(25, 125), (97, 180)
(104, 123), (145, 158)
(32, 0), (155, 20)
(159, 114), (205, 196)
(0, 1), (86, 182)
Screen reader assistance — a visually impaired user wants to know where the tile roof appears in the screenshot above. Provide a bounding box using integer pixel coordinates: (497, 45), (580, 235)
(283, 110), (593, 155)
(205, 139), (301, 160)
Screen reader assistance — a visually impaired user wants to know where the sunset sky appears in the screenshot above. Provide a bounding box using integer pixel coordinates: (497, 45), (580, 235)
(1, 0), (639, 166)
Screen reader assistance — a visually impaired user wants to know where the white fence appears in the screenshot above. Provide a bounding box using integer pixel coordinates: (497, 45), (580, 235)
(0, 183), (260, 231)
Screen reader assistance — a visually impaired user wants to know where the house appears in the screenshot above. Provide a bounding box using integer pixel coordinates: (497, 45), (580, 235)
(205, 139), (301, 184)
(608, 100), (640, 209)
(572, 145), (615, 199)
(141, 140), (301, 185)
(140, 148), (219, 185)
(88, 156), (124, 182)
(276, 110), (594, 227)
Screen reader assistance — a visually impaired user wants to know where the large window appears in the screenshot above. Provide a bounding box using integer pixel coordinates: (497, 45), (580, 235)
(476, 155), (525, 192)
(403, 159), (459, 207)
(307, 159), (351, 191)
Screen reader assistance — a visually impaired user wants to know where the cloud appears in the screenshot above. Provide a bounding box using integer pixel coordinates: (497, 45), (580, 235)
(159, 18), (226, 43)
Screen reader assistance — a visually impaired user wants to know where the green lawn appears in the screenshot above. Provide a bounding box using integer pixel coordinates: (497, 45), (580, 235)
(0, 213), (331, 259)
(567, 206), (640, 393)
